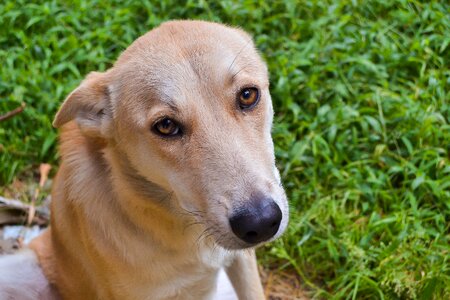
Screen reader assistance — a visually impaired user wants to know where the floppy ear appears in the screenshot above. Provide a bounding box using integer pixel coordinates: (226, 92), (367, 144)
(53, 71), (112, 138)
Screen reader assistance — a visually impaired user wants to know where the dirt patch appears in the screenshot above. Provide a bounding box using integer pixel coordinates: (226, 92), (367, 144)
(261, 266), (310, 300)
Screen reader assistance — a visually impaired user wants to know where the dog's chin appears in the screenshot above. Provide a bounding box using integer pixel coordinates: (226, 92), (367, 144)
(214, 235), (278, 251)
(216, 238), (255, 251)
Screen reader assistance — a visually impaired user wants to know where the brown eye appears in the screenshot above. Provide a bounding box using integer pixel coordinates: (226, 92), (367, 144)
(153, 118), (182, 137)
(238, 87), (260, 109)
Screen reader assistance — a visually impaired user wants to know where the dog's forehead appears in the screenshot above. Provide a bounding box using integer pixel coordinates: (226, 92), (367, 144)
(114, 21), (268, 106)
(118, 21), (256, 65)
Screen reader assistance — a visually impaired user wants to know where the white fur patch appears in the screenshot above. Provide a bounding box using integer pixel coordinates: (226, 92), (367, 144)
(213, 269), (237, 300)
(0, 249), (59, 300)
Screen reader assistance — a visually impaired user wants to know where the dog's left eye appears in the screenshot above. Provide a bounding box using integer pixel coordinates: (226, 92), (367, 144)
(153, 118), (182, 137)
(238, 87), (260, 109)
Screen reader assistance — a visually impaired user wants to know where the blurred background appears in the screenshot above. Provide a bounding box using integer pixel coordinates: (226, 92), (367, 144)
(0, 1), (449, 299)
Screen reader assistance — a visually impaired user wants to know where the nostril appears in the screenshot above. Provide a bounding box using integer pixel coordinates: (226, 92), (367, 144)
(246, 231), (258, 238)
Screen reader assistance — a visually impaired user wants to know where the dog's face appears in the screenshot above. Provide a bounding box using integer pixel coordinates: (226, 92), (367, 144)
(53, 21), (288, 250)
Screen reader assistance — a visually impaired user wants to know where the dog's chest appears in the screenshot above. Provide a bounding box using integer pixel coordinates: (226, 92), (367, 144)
(110, 245), (234, 300)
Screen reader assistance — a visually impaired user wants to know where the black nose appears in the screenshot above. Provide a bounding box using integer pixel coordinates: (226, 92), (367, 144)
(229, 197), (282, 244)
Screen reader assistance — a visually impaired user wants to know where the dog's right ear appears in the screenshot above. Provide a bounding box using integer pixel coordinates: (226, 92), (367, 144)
(53, 71), (112, 138)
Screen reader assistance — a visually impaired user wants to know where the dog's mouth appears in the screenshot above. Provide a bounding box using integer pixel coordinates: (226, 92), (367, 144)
(205, 223), (285, 251)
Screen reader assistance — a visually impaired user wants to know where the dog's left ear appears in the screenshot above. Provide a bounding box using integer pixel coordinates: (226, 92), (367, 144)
(53, 71), (112, 138)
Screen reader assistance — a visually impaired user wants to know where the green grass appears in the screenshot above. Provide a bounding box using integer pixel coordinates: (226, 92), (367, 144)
(1, 0), (449, 298)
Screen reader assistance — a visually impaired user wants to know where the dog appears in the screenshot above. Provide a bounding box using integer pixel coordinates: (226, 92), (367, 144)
(0, 20), (289, 299)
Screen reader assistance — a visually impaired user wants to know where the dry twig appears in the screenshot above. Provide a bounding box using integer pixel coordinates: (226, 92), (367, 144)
(27, 163), (51, 225)
(0, 103), (26, 122)
(0, 196), (50, 225)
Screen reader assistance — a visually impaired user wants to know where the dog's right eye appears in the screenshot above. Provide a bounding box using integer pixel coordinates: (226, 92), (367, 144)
(153, 118), (182, 137)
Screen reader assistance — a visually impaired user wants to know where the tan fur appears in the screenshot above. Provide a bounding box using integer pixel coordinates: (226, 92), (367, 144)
(28, 20), (288, 299)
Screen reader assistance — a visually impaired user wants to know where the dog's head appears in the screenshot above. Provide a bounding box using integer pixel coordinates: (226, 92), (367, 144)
(53, 21), (288, 250)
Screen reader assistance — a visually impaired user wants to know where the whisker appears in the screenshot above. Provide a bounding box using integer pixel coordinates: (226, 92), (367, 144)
(196, 227), (212, 246)
(177, 206), (206, 218)
(183, 220), (204, 234)
(227, 38), (253, 74)
(231, 66), (248, 81)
